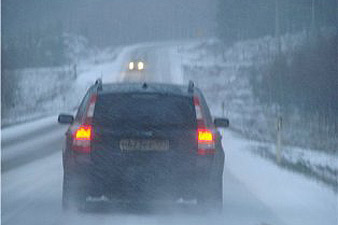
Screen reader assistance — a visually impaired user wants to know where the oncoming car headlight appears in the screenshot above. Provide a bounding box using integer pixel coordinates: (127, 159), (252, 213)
(137, 61), (144, 70)
(128, 61), (135, 70)
(128, 61), (145, 71)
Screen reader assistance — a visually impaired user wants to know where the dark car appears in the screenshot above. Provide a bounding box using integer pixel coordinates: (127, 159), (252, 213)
(58, 80), (229, 211)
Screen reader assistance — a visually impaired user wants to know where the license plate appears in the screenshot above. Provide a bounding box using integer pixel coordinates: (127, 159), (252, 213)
(120, 139), (169, 152)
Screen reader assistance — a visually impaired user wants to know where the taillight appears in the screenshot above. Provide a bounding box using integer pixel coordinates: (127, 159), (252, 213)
(198, 129), (213, 142)
(75, 125), (92, 140)
(197, 129), (215, 155)
(71, 93), (97, 153)
(194, 96), (215, 155)
(72, 125), (92, 153)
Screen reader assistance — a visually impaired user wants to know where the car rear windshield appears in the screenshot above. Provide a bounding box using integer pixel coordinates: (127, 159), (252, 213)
(93, 93), (196, 128)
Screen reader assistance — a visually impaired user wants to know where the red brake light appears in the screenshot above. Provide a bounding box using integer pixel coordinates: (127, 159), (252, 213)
(75, 125), (92, 140)
(198, 129), (213, 142)
(197, 128), (215, 155)
(194, 96), (215, 155)
(72, 125), (92, 153)
(71, 93), (97, 153)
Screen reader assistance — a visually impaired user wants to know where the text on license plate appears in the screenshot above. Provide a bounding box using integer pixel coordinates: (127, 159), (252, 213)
(119, 139), (169, 152)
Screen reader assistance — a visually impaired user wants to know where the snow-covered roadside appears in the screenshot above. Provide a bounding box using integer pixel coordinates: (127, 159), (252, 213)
(1, 67), (74, 127)
(223, 130), (337, 225)
(250, 141), (338, 192)
(2, 43), (129, 127)
(1, 115), (57, 146)
(176, 37), (337, 192)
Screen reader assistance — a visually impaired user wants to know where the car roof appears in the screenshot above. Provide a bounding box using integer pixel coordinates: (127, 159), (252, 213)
(97, 82), (200, 97)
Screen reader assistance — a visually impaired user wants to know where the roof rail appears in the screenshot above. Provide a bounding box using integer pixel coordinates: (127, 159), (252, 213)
(188, 80), (194, 93)
(95, 78), (103, 91)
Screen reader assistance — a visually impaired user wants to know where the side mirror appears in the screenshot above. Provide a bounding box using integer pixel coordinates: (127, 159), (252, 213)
(214, 118), (229, 128)
(58, 114), (74, 124)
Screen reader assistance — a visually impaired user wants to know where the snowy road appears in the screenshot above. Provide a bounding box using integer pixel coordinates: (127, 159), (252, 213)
(2, 43), (337, 225)
(1, 134), (284, 225)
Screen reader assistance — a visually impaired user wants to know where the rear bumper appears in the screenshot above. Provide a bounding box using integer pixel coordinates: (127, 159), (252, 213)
(64, 153), (223, 201)
(87, 169), (205, 201)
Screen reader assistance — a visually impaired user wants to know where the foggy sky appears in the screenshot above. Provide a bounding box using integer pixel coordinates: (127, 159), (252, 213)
(2, 0), (218, 46)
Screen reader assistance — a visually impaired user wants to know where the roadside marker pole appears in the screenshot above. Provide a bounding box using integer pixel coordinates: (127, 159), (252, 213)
(222, 101), (225, 137)
(276, 116), (282, 164)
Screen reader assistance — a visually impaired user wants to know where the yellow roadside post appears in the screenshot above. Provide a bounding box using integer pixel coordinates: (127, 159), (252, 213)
(276, 116), (282, 164)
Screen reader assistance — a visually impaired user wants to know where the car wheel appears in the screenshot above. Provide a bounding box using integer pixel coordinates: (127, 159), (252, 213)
(62, 172), (86, 212)
(211, 178), (223, 212)
(197, 178), (223, 213)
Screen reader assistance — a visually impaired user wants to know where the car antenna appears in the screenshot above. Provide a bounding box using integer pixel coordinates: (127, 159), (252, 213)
(188, 80), (194, 93)
(95, 78), (103, 91)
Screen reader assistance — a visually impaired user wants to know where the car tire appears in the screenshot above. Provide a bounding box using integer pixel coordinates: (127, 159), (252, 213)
(198, 177), (223, 213)
(211, 178), (223, 211)
(62, 172), (86, 212)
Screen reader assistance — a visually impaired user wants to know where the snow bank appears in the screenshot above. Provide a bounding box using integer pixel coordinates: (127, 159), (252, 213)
(223, 130), (337, 225)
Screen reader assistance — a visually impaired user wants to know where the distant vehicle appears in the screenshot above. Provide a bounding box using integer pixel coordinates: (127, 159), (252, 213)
(128, 60), (145, 71)
(58, 80), (229, 211)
